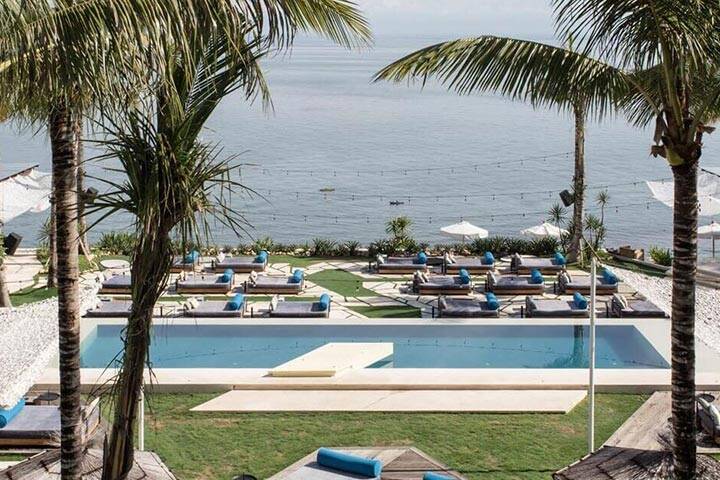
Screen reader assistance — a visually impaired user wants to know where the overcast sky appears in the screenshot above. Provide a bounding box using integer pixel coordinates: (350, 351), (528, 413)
(357, 0), (556, 39)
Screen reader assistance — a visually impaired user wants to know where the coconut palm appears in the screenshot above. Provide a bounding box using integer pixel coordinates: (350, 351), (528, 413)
(375, 1), (720, 476)
(596, 189), (610, 224)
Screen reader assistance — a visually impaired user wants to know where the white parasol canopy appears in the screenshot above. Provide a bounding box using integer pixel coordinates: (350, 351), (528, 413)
(646, 169), (720, 216)
(440, 221), (488, 242)
(520, 221), (568, 239)
(699, 221), (720, 257)
(0, 166), (52, 224)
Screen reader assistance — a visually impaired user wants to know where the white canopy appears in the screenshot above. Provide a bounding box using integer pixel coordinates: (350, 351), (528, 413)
(698, 221), (720, 239)
(440, 221), (488, 242)
(646, 170), (720, 216)
(0, 167), (52, 224)
(521, 222), (568, 239)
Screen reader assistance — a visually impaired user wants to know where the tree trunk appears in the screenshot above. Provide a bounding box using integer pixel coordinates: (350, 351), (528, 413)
(567, 103), (586, 263)
(670, 160), (698, 479)
(74, 117), (91, 258)
(47, 196), (58, 288)
(49, 103), (83, 480)
(0, 260), (12, 307)
(102, 232), (172, 480)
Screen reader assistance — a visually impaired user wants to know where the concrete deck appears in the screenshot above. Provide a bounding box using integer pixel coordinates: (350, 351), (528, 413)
(269, 343), (393, 377)
(191, 389), (587, 413)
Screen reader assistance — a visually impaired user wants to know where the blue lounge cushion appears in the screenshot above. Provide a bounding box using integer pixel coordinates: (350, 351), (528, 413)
(530, 269), (544, 284)
(227, 293), (245, 311)
(184, 250), (199, 263)
(255, 250), (268, 263)
(554, 252), (566, 266)
(458, 268), (471, 285)
(0, 398), (25, 428)
(485, 292), (500, 311)
(484, 251), (495, 265)
(316, 448), (382, 478)
(290, 269), (304, 284)
(573, 292), (588, 309)
(415, 251), (428, 265)
(602, 268), (618, 285)
(423, 473), (454, 480)
(319, 293), (331, 310)
(221, 268), (234, 283)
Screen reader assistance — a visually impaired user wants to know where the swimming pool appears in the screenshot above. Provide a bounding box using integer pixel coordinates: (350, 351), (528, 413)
(80, 324), (669, 369)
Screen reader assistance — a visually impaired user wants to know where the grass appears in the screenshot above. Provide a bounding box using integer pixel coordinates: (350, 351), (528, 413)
(307, 269), (376, 297)
(271, 255), (368, 268)
(139, 393), (646, 480)
(10, 285), (57, 306)
(348, 305), (422, 318)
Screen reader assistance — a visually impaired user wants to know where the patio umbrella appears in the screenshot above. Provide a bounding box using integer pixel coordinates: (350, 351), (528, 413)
(520, 222), (568, 239)
(440, 221), (488, 242)
(698, 221), (720, 258)
(646, 169), (720, 216)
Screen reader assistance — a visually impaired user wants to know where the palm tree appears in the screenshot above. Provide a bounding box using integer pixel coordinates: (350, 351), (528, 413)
(376, 1), (720, 476)
(385, 216), (413, 240)
(547, 202), (568, 229)
(596, 189), (610, 224)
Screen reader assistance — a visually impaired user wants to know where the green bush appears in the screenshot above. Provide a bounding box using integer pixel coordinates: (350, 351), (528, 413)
(311, 238), (338, 256)
(465, 236), (559, 257)
(649, 246), (672, 266)
(96, 232), (137, 255)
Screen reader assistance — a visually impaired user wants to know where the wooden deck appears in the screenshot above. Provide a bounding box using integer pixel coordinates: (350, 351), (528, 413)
(604, 391), (720, 453)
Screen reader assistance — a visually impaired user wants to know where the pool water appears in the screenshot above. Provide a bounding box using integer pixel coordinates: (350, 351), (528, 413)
(80, 324), (669, 369)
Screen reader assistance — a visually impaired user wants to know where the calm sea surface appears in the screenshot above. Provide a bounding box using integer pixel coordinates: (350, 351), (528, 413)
(1, 36), (718, 256)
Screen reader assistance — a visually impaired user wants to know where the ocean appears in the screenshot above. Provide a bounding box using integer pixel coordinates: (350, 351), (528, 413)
(1, 36), (718, 257)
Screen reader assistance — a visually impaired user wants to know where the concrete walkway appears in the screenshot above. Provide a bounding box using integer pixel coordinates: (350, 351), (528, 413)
(4, 247), (42, 293)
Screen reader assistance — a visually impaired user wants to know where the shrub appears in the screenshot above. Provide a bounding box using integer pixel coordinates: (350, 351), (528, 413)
(96, 232), (137, 255)
(465, 236), (559, 257)
(253, 236), (274, 253)
(311, 238), (338, 256)
(649, 246), (673, 266)
(343, 240), (361, 256)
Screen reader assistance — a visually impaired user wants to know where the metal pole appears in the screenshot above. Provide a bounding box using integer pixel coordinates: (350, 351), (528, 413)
(138, 386), (145, 451)
(588, 258), (597, 454)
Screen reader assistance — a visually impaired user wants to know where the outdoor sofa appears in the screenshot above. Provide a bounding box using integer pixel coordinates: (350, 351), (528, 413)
(268, 293), (331, 318)
(183, 295), (245, 318)
(212, 251), (268, 273)
(170, 250), (201, 273)
(511, 252), (566, 274)
(436, 294), (500, 318)
(244, 269), (305, 294)
(412, 270), (472, 295)
(85, 299), (176, 318)
(485, 271), (545, 295)
(443, 251), (495, 274)
(556, 270), (619, 295)
(375, 252), (428, 275)
(521, 294), (590, 318)
(609, 293), (668, 318)
(175, 271), (234, 294)
(99, 273), (132, 294)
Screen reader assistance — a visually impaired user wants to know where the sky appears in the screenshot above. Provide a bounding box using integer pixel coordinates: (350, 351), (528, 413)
(357, 0), (556, 39)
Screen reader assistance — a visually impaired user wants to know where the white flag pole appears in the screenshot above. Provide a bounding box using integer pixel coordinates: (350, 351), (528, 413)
(588, 257), (597, 453)
(138, 386), (145, 451)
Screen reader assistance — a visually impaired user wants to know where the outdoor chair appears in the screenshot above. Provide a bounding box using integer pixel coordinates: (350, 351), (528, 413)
(436, 294), (500, 318)
(443, 251), (495, 274)
(609, 293), (668, 318)
(268, 293), (331, 318)
(511, 252), (566, 274)
(212, 251), (268, 273)
(556, 270), (619, 295)
(244, 269), (305, 294)
(183, 295), (245, 318)
(413, 270), (472, 295)
(485, 271), (545, 295)
(522, 294), (589, 318)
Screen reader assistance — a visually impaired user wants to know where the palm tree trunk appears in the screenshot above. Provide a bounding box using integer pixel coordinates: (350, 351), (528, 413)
(74, 117), (91, 258)
(49, 102), (83, 480)
(47, 196), (57, 288)
(567, 103), (585, 263)
(670, 160), (698, 479)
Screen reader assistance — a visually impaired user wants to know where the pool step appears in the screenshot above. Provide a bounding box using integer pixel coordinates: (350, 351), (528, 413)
(268, 342), (394, 377)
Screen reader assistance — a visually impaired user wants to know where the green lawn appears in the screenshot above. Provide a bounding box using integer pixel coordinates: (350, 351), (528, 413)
(349, 305), (422, 318)
(10, 285), (57, 306)
(307, 269), (376, 297)
(140, 393), (646, 480)
(271, 255), (369, 268)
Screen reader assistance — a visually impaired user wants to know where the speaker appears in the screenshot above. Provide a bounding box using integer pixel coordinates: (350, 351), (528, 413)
(83, 187), (99, 204)
(559, 189), (575, 207)
(3, 232), (22, 256)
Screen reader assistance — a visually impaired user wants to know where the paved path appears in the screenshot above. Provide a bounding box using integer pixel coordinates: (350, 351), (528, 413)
(4, 247), (42, 293)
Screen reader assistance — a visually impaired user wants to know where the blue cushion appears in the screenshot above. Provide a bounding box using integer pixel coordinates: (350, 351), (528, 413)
(319, 293), (331, 310)
(290, 269), (304, 284)
(485, 292), (500, 310)
(227, 293), (245, 311)
(423, 473), (454, 480)
(415, 251), (428, 265)
(255, 250), (268, 263)
(221, 268), (234, 283)
(602, 268), (618, 285)
(0, 398), (25, 428)
(184, 250), (199, 263)
(484, 251), (495, 265)
(317, 448), (382, 478)
(554, 252), (566, 266)
(458, 268), (471, 285)
(530, 269), (544, 284)
(573, 292), (588, 309)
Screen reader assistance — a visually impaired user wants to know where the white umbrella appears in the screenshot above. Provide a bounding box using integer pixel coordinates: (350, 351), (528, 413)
(647, 169), (720, 216)
(440, 221), (488, 242)
(520, 222), (568, 239)
(698, 221), (720, 257)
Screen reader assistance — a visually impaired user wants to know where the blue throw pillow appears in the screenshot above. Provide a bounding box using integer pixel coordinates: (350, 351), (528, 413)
(415, 251), (428, 264)
(484, 251), (495, 265)
(573, 292), (588, 309)
(423, 472), (455, 480)
(554, 252), (566, 266)
(602, 268), (618, 285)
(317, 448), (382, 478)
(290, 269), (304, 284)
(319, 293), (331, 310)
(227, 293), (244, 311)
(485, 292), (500, 310)
(221, 268), (234, 283)
(459, 268), (471, 285)
(255, 250), (268, 263)
(184, 250), (199, 263)
(0, 398), (25, 428)
(530, 269), (544, 284)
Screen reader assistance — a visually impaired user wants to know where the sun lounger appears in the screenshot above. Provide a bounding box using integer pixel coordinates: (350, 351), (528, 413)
(85, 299), (133, 318)
(485, 271), (545, 295)
(269, 294), (331, 318)
(375, 253), (428, 275)
(413, 271), (472, 295)
(522, 295), (589, 318)
(697, 394), (720, 445)
(444, 252), (495, 274)
(0, 398), (100, 447)
(244, 269), (305, 294)
(556, 271), (618, 295)
(511, 253), (566, 274)
(99, 273), (132, 294)
(176, 272), (233, 294)
(609, 293), (667, 318)
(212, 251), (268, 273)
(437, 295), (500, 318)
(183, 295), (245, 318)
(170, 250), (201, 273)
